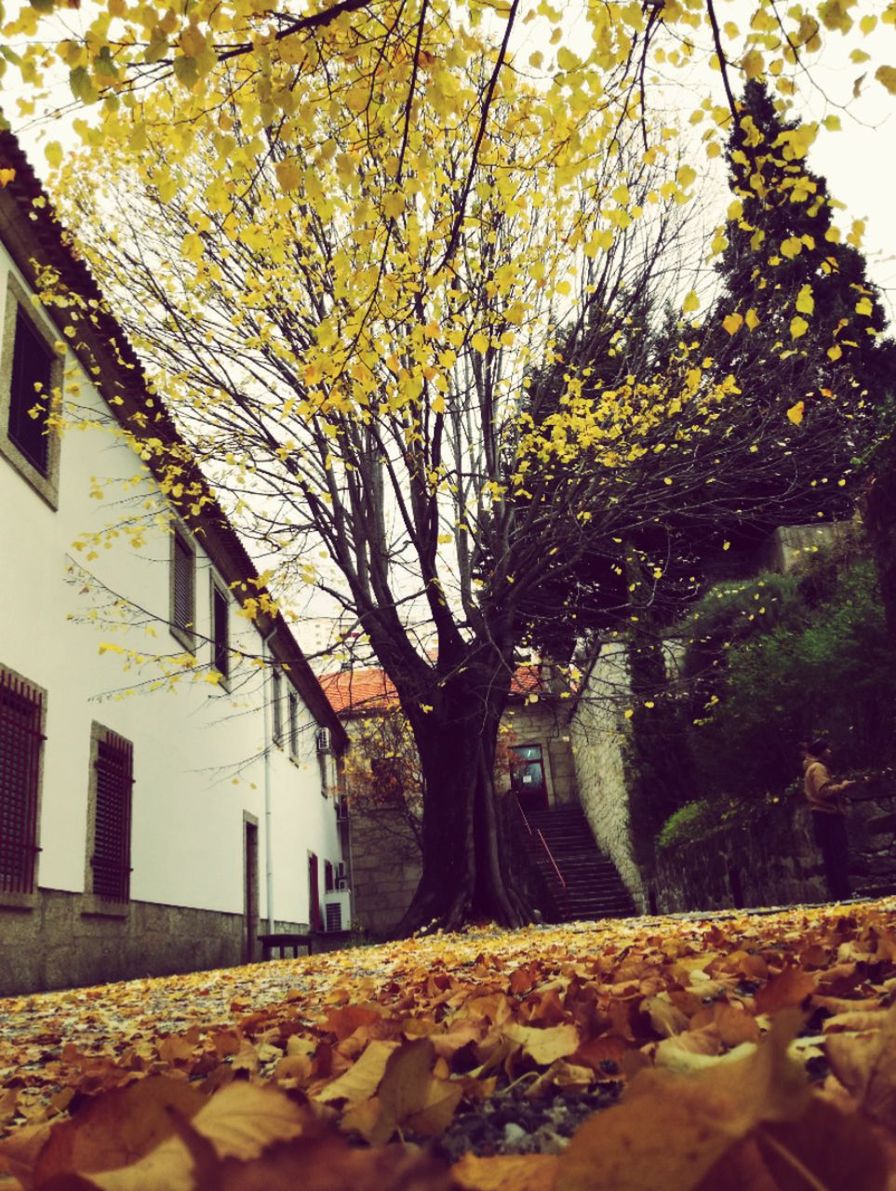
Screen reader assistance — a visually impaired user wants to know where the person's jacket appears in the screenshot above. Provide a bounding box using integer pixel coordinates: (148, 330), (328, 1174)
(803, 757), (846, 815)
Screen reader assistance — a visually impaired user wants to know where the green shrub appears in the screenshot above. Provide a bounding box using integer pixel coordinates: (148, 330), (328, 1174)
(656, 800), (714, 850)
(683, 549), (896, 802)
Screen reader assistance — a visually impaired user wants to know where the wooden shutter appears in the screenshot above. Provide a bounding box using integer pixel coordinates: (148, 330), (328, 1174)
(8, 311), (52, 475)
(272, 668), (283, 742)
(92, 731), (133, 901)
(0, 670), (43, 893)
(212, 584), (229, 678)
(289, 691), (299, 757)
(172, 530), (195, 638)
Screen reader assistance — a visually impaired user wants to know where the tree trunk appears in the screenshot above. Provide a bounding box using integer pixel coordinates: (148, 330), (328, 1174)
(391, 668), (531, 935)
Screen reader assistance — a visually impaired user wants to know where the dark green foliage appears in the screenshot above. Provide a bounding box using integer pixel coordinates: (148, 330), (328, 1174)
(700, 80), (894, 527)
(680, 545), (896, 804)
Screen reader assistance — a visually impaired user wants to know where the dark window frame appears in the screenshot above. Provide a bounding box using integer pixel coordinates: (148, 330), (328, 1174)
(86, 723), (134, 904)
(0, 664), (45, 898)
(0, 274), (63, 509)
(288, 689), (299, 760)
(210, 577), (231, 688)
(169, 523), (196, 650)
(271, 665), (283, 745)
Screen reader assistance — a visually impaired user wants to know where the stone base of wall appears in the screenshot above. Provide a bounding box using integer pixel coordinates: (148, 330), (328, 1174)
(0, 888), (246, 996)
(655, 780), (896, 914)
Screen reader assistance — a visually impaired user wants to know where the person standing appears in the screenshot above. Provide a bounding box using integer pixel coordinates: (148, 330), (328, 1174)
(803, 738), (856, 901)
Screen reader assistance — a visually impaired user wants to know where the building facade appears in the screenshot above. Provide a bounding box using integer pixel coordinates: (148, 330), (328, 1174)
(0, 134), (348, 996)
(321, 663), (580, 935)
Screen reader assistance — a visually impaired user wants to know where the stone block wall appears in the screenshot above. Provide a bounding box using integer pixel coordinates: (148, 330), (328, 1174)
(347, 806), (421, 937)
(0, 889), (246, 996)
(569, 644), (647, 911)
(501, 701), (579, 806)
(655, 777), (896, 913)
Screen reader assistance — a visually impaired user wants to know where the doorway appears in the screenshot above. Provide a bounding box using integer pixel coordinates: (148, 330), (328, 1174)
(308, 852), (322, 931)
(510, 743), (549, 812)
(244, 817), (259, 962)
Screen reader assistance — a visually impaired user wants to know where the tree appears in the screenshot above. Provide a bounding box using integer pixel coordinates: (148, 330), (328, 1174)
(47, 27), (718, 932)
(8, 1), (896, 932)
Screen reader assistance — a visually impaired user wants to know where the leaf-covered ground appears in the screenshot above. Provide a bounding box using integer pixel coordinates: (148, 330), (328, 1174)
(2, 899), (896, 1189)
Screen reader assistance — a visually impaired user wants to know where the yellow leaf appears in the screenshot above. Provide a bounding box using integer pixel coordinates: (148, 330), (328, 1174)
(382, 191), (404, 220)
(795, 285), (814, 316)
(745, 308), (760, 330)
(786, 401), (805, 425)
(827, 344), (843, 361)
(875, 65), (896, 94)
(855, 296), (873, 316)
(682, 290), (699, 314)
(722, 313), (743, 335)
(790, 316), (809, 339)
(741, 49), (764, 79)
(471, 332), (489, 354)
(274, 159), (301, 192)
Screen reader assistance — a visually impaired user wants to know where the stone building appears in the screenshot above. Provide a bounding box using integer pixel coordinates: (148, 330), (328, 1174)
(321, 663), (581, 934)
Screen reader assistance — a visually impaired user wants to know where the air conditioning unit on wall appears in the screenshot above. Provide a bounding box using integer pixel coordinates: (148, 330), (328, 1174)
(316, 727), (332, 754)
(324, 888), (351, 932)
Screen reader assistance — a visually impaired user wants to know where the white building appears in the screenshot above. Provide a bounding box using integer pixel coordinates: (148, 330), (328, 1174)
(0, 132), (349, 996)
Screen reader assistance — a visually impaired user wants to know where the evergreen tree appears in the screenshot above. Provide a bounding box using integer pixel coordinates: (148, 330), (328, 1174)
(704, 80), (893, 524)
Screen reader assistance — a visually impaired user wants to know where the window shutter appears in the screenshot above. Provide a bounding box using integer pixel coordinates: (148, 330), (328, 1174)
(172, 531), (195, 638)
(289, 691), (299, 757)
(272, 667), (283, 742)
(212, 585), (229, 678)
(8, 312), (52, 475)
(0, 670), (43, 892)
(92, 731), (133, 902)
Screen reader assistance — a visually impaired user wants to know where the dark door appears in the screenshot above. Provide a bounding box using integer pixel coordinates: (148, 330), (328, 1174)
(511, 744), (549, 811)
(244, 820), (258, 962)
(308, 852), (322, 931)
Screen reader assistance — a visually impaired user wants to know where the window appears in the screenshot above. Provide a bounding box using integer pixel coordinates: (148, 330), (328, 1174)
(9, 311), (53, 474)
(0, 666), (44, 894)
(88, 726), (133, 902)
(0, 275), (63, 508)
(271, 666), (283, 744)
(211, 580), (230, 685)
(324, 860), (334, 893)
(288, 690), (299, 759)
(170, 525), (195, 648)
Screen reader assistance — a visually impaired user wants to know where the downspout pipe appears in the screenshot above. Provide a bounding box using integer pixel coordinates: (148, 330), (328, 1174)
(261, 628), (276, 933)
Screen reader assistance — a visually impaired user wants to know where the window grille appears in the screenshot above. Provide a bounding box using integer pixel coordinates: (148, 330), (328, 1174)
(91, 730), (133, 902)
(271, 667), (283, 743)
(8, 311), (53, 476)
(0, 669), (43, 893)
(212, 583), (229, 680)
(288, 691), (299, 758)
(171, 528), (195, 641)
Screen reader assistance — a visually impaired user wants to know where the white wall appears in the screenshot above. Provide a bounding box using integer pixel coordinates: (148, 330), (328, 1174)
(0, 243), (341, 926)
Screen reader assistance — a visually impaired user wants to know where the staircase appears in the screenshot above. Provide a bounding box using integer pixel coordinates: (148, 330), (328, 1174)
(517, 803), (637, 922)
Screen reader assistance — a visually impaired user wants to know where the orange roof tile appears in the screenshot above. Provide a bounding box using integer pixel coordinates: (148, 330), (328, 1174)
(319, 663), (555, 717)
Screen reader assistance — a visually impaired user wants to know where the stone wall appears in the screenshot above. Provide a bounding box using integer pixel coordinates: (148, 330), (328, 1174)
(501, 701), (578, 806)
(347, 806), (421, 937)
(569, 644), (647, 911)
(655, 778), (896, 913)
(0, 889), (248, 996)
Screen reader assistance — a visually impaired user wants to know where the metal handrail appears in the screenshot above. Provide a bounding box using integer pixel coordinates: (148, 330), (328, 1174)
(537, 828), (567, 890)
(512, 794), (567, 891)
